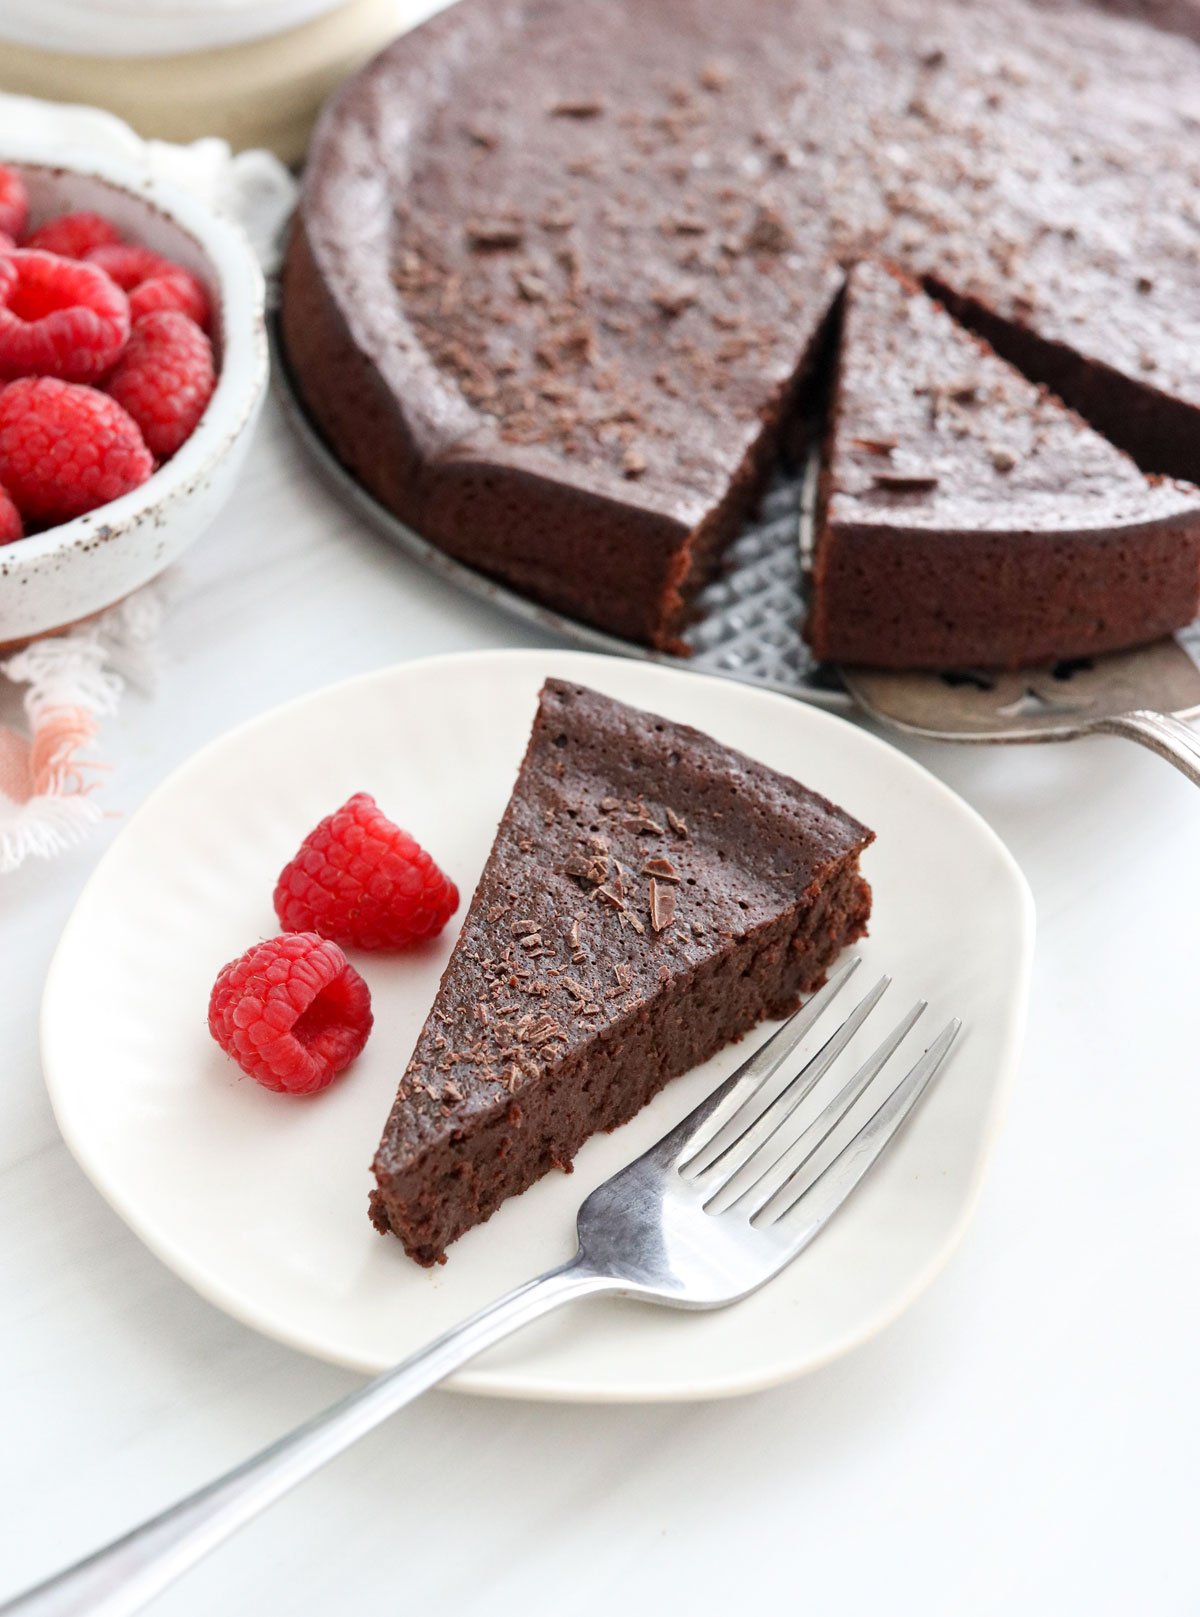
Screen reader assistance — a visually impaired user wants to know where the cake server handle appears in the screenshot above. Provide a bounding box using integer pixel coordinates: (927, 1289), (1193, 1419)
(1085, 708), (1200, 788)
(0, 1256), (615, 1617)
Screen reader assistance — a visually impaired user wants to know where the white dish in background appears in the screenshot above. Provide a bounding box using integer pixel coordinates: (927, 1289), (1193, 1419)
(0, 146), (267, 645)
(41, 650), (1034, 1402)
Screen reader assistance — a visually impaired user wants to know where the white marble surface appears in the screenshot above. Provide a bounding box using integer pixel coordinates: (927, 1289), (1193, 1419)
(2, 396), (1198, 1615)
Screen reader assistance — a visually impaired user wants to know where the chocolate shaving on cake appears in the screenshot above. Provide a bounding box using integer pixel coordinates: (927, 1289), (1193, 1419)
(872, 471), (940, 492)
(466, 217), (524, 249)
(666, 808), (689, 838)
(642, 856), (681, 882)
(564, 846), (609, 887)
(651, 281), (699, 318)
(622, 448), (647, 478)
(665, 213), (708, 236)
(550, 97), (605, 117)
(852, 435), (898, 456)
(624, 811), (666, 835)
(990, 446), (1018, 471)
(537, 208), (575, 232)
(510, 917), (540, 937)
(516, 271), (549, 302)
(528, 1014), (565, 1046)
(464, 122), (500, 149)
(743, 204), (792, 254)
(648, 878), (676, 932)
(947, 379), (980, 403)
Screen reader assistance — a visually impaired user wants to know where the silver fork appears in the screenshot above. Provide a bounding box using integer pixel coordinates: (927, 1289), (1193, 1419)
(4, 959), (960, 1617)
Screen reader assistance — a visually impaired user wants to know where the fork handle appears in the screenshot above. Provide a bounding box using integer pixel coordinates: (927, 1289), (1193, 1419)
(1086, 708), (1200, 788)
(1, 1255), (613, 1617)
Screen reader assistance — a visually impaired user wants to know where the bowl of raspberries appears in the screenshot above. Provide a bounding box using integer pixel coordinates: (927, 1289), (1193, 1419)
(0, 146), (267, 645)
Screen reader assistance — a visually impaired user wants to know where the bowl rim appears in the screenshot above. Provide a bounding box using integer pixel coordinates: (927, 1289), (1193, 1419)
(0, 142), (268, 571)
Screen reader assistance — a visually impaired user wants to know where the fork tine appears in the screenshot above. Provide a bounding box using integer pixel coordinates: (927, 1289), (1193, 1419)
(686, 974), (890, 1188)
(669, 956), (861, 1168)
(760, 1018), (962, 1234)
(724, 999), (927, 1219)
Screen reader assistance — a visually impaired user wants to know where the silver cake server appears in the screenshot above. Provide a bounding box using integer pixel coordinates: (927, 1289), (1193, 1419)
(839, 635), (1200, 787)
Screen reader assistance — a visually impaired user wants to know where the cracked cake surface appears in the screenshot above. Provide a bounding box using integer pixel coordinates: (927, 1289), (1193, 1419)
(369, 679), (873, 1264)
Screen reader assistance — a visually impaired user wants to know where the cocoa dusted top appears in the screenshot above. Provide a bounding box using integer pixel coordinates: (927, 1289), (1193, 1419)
(828, 262), (1200, 535)
(299, 0), (1200, 527)
(374, 680), (872, 1164)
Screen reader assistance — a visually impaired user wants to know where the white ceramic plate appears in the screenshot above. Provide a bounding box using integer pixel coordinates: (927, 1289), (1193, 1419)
(42, 650), (1034, 1402)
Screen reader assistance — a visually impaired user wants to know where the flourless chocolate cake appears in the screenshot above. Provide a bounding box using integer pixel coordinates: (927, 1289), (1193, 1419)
(282, 0), (1200, 667)
(370, 680), (873, 1264)
(809, 263), (1200, 669)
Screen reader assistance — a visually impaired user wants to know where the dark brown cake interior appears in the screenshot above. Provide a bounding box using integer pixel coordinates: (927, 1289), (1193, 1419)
(370, 679), (873, 1264)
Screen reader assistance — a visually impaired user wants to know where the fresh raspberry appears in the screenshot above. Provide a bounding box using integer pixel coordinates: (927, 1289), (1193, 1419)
(274, 793), (460, 951)
(0, 377), (153, 523)
(87, 243), (211, 331)
(104, 311), (216, 459)
(0, 250), (130, 382)
(0, 482), (21, 543)
(0, 166), (27, 242)
(129, 273), (210, 328)
(24, 211), (122, 259)
(208, 932), (373, 1095)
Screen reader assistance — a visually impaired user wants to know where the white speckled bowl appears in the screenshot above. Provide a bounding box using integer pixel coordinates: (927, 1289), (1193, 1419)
(0, 145), (268, 645)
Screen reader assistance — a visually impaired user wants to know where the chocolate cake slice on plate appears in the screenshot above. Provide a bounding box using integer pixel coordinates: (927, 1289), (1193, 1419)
(808, 262), (1200, 670)
(370, 679), (873, 1265)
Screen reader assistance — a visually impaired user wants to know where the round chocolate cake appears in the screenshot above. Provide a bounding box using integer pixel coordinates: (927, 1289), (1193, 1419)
(281, 0), (1200, 669)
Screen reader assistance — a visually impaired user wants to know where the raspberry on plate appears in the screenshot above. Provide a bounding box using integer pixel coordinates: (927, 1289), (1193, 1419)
(208, 932), (373, 1095)
(0, 481), (21, 543)
(274, 793), (460, 951)
(105, 311), (216, 459)
(0, 166), (27, 242)
(0, 250), (130, 382)
(24, 211), (123, 259)
(87, 243), (211, 331)
(0, 376), (153, 523)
